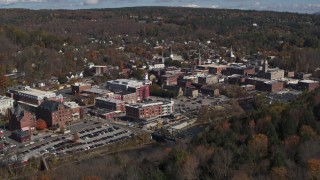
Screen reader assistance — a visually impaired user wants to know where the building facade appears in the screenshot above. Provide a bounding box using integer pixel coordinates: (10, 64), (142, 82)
(71, 83), (92, 94)
(0, 96), (14, 115)
(106, 79), (150, 102)
(298, 80), (319, 91)
(6, 86), (57, 106)
(125, 101), (174, 120)
(9, 105), (36, 131)
(36, 101), (72, 128)
(95, 97), (126, 112)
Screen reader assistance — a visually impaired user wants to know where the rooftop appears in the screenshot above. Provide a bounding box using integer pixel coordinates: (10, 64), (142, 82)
(39, 100), (62, 112)
(299, 80), (319, 83)
(126, 100), (173, 108)
(95, 97), (125, 104)
(82, 88), (112, 95)
(9, 86), (56, 98)
(0, 96), (13, 101)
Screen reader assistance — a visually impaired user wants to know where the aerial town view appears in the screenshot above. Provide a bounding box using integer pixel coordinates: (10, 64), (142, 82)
(0, 0), (319, 179)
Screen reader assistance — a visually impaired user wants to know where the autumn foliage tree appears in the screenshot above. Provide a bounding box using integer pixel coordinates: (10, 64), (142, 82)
(72, 132), (79, 143)
(36, 119), (47, 130)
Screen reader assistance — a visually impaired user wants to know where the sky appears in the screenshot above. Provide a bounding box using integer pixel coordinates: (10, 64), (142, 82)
(0, 0), (319, 14)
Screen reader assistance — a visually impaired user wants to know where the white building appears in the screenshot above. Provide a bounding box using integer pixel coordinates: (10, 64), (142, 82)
(0, 96), (14, 115)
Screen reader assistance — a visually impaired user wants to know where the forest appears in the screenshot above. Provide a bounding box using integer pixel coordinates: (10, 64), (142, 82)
(0, 7), (319, 88)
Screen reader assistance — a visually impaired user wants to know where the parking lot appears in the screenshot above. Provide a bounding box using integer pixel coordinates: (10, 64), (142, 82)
(8, 123), (134, 160)
(149, 94), (230, 118)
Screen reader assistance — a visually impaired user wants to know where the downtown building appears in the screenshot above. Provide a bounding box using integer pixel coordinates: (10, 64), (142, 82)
(125, 101), (174, 121)
(106, 79), (150, 102)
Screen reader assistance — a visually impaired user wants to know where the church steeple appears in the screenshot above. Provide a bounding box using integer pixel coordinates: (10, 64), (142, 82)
(263, 59), (268, 73)
(198, 48), (202, 65)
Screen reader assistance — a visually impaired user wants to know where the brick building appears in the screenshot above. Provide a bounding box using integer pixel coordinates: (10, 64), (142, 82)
(10, 130), (30, 143)
(36, 101), (72, 128)
(71, 83), (92, 94)
(95, 97), (126, 112)
(113, 91), (137, 104)
(178, 79), (192, 88)
(298, 80), (319, 91)
(184, 87), (199, 98)
(198, 75), (218, 85)
(161, 75), (178, 86)
(201, 85), (220, 97)
(63, 102), (82, 121)
(227, 75), (246, 85)
(9, 105), (36, 131)
(245, 78), (284, 92)
(258, 69), (285, 80)
(225, 66), (255, 76)
(106, 79), (150, 102)
(6, 86), (57, 106)
(207, 65), (228, 75)
(125, 101), (174, 120)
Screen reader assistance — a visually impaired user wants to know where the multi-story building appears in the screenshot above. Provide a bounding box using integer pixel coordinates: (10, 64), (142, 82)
(201, 85), (220, 97)
(125, 101), (174, 120)
(245, 78), (284, 92)
(227, 74), (246, 85)
(6, 86), (57, 106)
(184, 87), (199, 98)
(0, 96), (14, 115)
(224, 65), (255, 76)
(113, 91), (137, 104)
(36, 100), (72, 128)
(297, 80), (319, 91)
(258, 68), (285, 80)
(161, 75), (178, 86)
(95, 97), (126, 112)
(63, 102), (82, 121)
(198, 75), (218, 85)
(81, 87), (114, 98)
(71, 83), (92, 94)
(106, 79), (149, 102)
(8, 105), (36, 131)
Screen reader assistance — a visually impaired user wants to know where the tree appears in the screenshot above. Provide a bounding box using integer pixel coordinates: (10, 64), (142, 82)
(130, 69), (145, 80)
(72, 132), (79, 143)
(299, 125), (316, 141)
(249, 134), (268, 158)
(36, 119), (47, 130)
(60, 125), (65, 134)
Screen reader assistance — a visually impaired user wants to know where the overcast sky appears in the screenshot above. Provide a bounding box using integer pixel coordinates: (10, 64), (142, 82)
(0, 0), (319, 14)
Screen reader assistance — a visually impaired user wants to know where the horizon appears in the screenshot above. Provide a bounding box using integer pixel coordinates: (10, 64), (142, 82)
(0, 0), (319, 14)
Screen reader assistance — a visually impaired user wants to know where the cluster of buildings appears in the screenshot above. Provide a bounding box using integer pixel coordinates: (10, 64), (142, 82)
(72, 79), (174, 122)
(0, 86), (83, 142)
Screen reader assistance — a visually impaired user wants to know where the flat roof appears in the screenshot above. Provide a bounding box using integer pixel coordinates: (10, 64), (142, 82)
(299, 80), (319, 83)
(82, 88), (112, 94)
(126, 100), (173, 108)
(95, 97), (125, 103)
(0, 96), (13, 101)
(18, 88), (56, 97)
